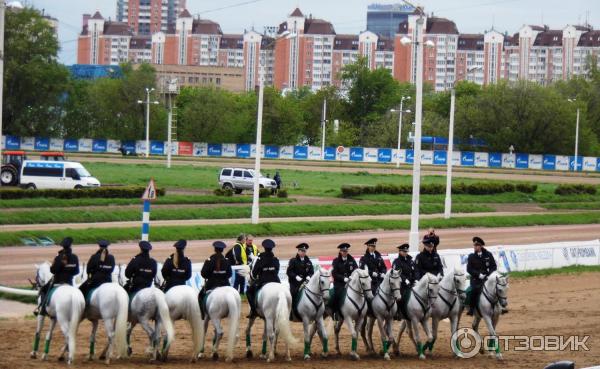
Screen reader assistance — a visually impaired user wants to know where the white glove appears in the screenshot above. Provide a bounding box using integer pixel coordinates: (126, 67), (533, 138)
(305, 276), (311, 281)
(380, 273), (386, 278)
(404, 279), (410, 285)
(479, 274), (486, 280)
(295, 275), (303, 282)
(372, 271), (378, 278)
(344, 277), (349, 283)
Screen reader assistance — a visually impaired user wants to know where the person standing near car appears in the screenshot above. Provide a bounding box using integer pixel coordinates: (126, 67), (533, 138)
(273, 171), (282, 191)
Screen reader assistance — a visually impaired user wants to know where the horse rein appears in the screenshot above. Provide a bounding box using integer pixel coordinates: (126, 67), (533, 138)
(346, 274), (371, 316)
(412, 279), (438, 315)
(303, 272), (330, 311)
(482, 277), (508, 307)
(376, 273), (401, 310)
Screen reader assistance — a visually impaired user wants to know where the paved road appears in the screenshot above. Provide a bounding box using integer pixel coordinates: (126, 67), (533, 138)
(1, 223), (598, 286)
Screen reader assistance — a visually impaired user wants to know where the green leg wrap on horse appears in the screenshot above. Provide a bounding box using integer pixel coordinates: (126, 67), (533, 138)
(488, 337), (497, 351)
(90, 341), (95, 356)
(454, 339), (461, 353)
(382, 340), (389, 353)
(304, 342), (310, 356)
(351, 338), (357, 352)
(44, 339), (50, 354)
(212, 335), (217, 345)
(323, 338), (328, 353)
(261, 340), (267, 355)
(428, 338), (436, 351)
(33, 333), (40, 352)
(416, 342), (423, 355)
(163, 337), (168, 351)
(245, 334), (251, 347)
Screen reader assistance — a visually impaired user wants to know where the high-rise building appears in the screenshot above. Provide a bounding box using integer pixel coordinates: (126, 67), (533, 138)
(116, 0), (186, 35)
(77, 11), (132, 65)
(366, 2), (415, 38)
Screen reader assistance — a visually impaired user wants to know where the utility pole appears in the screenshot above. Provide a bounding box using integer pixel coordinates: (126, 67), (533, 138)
(0, 1), (5, 162)
(137, 88), (158, 158)
(321, 98), (327, 160)
(444, 89), (456, 219)
(574, 107), (580, 171)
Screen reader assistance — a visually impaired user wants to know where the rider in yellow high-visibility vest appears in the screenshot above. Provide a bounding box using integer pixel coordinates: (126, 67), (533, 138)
(226, 233), (258, 294)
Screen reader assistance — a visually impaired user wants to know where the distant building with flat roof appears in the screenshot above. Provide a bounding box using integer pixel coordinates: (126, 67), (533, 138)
(366, 2), (415, 38)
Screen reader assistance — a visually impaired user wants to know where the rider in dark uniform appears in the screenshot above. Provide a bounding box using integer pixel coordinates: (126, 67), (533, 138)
(286, 243), (314, 319)
(414, 235), (444, 280)
(330, 243), (358, 321)
(392, 243), (415, 293)
(246, 239), (280, 318)
(425, 228), (440, 252)
(199, 241), (232, 319)
(359, 238), (387, 292)
(79, 240), (115, 300)
(161, 239), (192, 292)
(466, 236), (498, 316)
(35, 237), (80, 316)
(124, 241), (157, 294)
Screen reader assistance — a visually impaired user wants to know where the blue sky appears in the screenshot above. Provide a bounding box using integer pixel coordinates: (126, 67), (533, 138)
(26, 0), (600, 64)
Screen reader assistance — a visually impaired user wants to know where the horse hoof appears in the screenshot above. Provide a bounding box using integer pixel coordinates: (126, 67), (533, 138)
(212, 352), (219, 361)
(30, 352), (37, 359)
(304, 355), (311, 361)
(419, 354), (426, 360)
(286, 356), (292, 362)
(320, 352), (328, 359)
(41, 354), (48, 361)
(384, 353), (391, 361)
(350, 353), (360, 361)
(98, 354), (106, 360)
(127, 347), (133, 357)
(67, 359), (73, 366)
(58, 356), (65, 362)
(259, 354), (267, 360)
(105, 358), (111, 365)
(225, 356), (233, 363)
(496, 354), (503, 360)
(246, 350), (253, 359)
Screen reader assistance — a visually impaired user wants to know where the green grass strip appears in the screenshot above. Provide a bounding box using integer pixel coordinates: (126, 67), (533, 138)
(0, 289), (37, 304)
(509, 265), (600, 279)
(541, 202), (600, 210)
(0, 203), (491, 225)
(1, 211), (599, 247)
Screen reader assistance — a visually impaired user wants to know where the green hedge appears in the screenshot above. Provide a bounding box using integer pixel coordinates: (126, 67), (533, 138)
(0, 186), (166, 199)
(555, 184), (597, 196)
(277, 189), (289, 198)
(214, 187), (234, 197)
(341, 182), (537, 198)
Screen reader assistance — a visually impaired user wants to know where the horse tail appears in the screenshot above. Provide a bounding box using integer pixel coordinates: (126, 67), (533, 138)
(155, 290), (175, 350)
(187, 288), (204, 358)
(68, 289), (84, 361)
(275, 290), (297, 346)
(225, 291), (241, 361)
(113, 286), (130, 358)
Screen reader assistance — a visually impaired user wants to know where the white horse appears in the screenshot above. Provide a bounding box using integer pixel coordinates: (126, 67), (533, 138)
(163, 285), (204, 362)
(361, 269), (402, 360)
(198, 286), (241, 362)
(126, 286), (175, 362)
(84, 282), (129, 364)
(333, 268), (373, 360)
(30, 262), (85, 365)
(293, 265), (331, 360)
(470, 271), (509, 360)
(238, 265), (296, 362)
(427, 267), (468, 356)
(393, 273), (441, 360)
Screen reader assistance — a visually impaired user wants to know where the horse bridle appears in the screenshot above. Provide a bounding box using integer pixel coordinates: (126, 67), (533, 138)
(347, 273), (371, 316)
(376, 272), (401, 310)
(412, 279), (439, 315)
(303, 272), (330, 311)
(482, 276), (508, 307)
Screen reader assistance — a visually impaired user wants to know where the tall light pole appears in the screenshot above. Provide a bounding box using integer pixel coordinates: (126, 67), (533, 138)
(391, 96), (411, 168)
(568, 98), (580, 171)
(0, 1), (5, 163)
(444, 89), (456, 219)
(321, 98), (327, 160)
(401, 17), (435, 252)
(137, 87), (159, 158)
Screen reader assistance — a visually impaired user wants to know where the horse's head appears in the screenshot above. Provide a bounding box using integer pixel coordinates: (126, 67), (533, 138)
(352, 268), (373, 300)
(424, 273), (441, 304)
(316, 266), (332, 298)
(34, 262), (52, 288)
(387, 269), (403, 301)
(452, 267), (468, 303)
(493, 272), (509, 308)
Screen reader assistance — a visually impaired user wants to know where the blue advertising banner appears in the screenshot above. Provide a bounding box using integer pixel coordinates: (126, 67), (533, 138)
(516, 153), (529, 169)
(460, 152), (475, 166)
(63, 139), (79, 152)
(121, 140), (136, 154)
(377, 148), (392, 163)
(597, 158), (600, 172)
(236, 144), (251, 158)
(433, 151), (447, 165)
(5, 135), (20, 149)
(92, 139), (107, 153)
(150, 141), (164, 155)
(569, 156), (583, 171)
(488, 153), (502, 167)
(406, 149), (414, 164)
(324, 147), (336, 160)
(350, 147), (364, 161)
(34, 137), (49, 151)
(542, 155), (556, 170)
(264, 145), (279, 159)
(293, 146), (308, 160)
(207, 144), (222, 156)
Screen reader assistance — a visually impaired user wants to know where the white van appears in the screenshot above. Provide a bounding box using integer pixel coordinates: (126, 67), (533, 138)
(218, 167), (277, 194)
(20, 161), (101, 190)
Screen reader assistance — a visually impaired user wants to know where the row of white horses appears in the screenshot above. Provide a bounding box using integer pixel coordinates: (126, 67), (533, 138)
(29, 261), (508, 365)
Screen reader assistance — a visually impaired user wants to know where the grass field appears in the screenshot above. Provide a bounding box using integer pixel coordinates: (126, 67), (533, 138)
(1, 211), (599, 247)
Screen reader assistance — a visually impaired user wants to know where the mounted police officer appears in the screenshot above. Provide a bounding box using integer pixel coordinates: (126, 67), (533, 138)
(246, 239), (280, 318)
(79, 240), (115, 301)
(466, 236), (498, 316)
(425, 228), (440, 252)
(35, 237), (80, 316)
(415, 235), (444, 280)
(124, 241), (157, 295)
(226, 233), (258, 295)
(286, 243), (314, 319)
(161, 239), (192, 292)
(392, 243), (415, 294)
(330, 243), (358, 321)
(199, 241), (232, 319)
(359, 238), (387, 292)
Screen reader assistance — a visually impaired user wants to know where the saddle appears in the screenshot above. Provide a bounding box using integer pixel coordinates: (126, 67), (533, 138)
(199, 290), (213, 320)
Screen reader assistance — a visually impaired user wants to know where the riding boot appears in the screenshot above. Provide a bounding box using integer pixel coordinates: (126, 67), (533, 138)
(198, 288), (207, 320)
(466, 305), (475, 316)
(246, 287), (257, 319)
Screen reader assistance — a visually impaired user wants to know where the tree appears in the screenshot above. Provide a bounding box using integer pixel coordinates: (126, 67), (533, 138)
(3, 7), (69, 136)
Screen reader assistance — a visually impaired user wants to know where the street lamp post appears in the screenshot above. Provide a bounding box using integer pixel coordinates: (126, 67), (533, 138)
(137, 87), (159, 158)
(321, 98), (327, 160)
(0, 1), (5, 163)
(401, 17), (435, 252)
(568, 99), (580, 171)
(444, 89), (456, 219)
(391, 96), (411, 168)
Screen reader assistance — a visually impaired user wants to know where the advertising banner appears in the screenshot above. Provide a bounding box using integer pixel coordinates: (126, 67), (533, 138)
(460, 151), (475, 166)
(136, 140), (147, 154)
(21, 137), (34, 150)
(293, 146), (308, 160)
(364, 148), (378, 163)
(377, 148), (392, 163)
(63, 139), (79, 152)
(528, 154), (542, 170)
(515, 153), (529, 169)
(433, 150), (447, 165)
(34, 137), (50, 151)
(78, 138), (92, 152)
(250, 144), (263, 158)
(193, 142), (207, 156)
(236, 144), (251, 158)
(570, 156), (583, 171)
(50, 138), (64, 151)
(5, 135), (20, 149)
(542, 155), (556, 170)
(488, 153), (502, 167)
(350, 147), (364, 162)
(221, 143), (236, 157)
(583, 157), (596, 172)
(421, 150), (433, 165)
(279, 146), (294, 160)
(501, 153), (515, 168)
(452, 151), (461, 166)
(475, 152), (488, 167)
(207, 143), (222, 156)
(555, 155), (569, 171)
(324, 147), (336, 160)
(178, 142), (193, 156)
(393, 149), (406, 164)
(150, 140), (164, 155)
(264, 145), (279, 159)
(308, 146), (322, 160)
(405, 149), (414, 164)
(92, 139), (107, 153)
(121, 140), (136, 154)
(166, 141), (178, 156)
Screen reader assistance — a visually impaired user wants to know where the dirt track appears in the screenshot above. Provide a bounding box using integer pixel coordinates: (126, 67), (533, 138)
(1, 272), (599, 369)
(1, 224), (599, 286)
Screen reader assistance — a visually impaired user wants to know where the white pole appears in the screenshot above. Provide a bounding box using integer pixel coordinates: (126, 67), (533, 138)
(396, 98), (404, 168)
(145, 88), (150, 158)
(166, 94), (172, 168)
(321, 98), (327, 160)
(444, 89), (455, 219)
(409, 16), (425, 253)
(0, 1), (4, 162)
(574, 107), (580, 172)
(251, 64), (264, 224)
